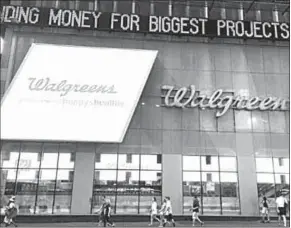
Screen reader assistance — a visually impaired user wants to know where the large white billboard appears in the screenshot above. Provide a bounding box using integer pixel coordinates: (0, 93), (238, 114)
(1, 44), (158, 143)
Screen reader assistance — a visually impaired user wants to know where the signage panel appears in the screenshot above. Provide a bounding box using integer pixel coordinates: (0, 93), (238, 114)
(1, 44), (158, 142)
(0, 5), (289, 41)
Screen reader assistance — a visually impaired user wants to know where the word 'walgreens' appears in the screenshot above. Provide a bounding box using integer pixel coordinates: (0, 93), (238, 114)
(28, 78), (117, 97)
(162, 85), (289, 117)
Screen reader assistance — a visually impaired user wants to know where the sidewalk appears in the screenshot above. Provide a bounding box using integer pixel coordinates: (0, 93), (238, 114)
(4, 220), (290, 227)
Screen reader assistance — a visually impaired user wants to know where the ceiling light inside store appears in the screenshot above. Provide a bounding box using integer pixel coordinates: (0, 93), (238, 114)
(141, 102), (145, 106)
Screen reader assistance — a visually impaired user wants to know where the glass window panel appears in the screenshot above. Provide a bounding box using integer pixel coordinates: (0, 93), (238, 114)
(273, 158), (289, 174)
(93, 170), (117, 194)
(1, 142), (21, 168)
(154, 0), (169, 16)
(58, 144), (76, 168)
(257, 173), (276, 215)
(95, 154), (118, 169)
(269, 111), (287, 133)
(217, 109), (235, 132)
(17, 195), (36, 215)
(38, 169), (56, 194)
(173, 1), (186, 16)
(41, 144), (59, 168)
(117, 170), (139, 186)
(235, 111), (252, 131)
(183, 172), (201, 197)
(200, 109), (217, 131)
(141, 155), (162, 170)
(36, 195), (53, 214)
(219, 157), (237, 172)
(54, 195), (72, 214)
(139, 196), (162, 214)
(201, 172), (220, 215)
(201, 156), (219, 171)
(116, 195), (138, 214)
(92, 194), (116, 214)
(140, 171), (162, 197)
(19, 143), (42, 169)
(1, 169), (16, 194)
(183, 156), (200, 171)
(251, 111), (270, 132)
(56, 170), (74, 193)
(255, 158), (273, 173)
(118, 154), (140, 170)
(220, 173), (240, 214)
(16, 169), (38, 194)
(275, 174), (289, 185)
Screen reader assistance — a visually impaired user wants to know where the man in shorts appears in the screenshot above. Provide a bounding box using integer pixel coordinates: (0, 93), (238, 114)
(276, 193), (288, 227)
(191, 196), (204, 227)
(163, 197), (176, 227)
(149, 197), (160, 226)
(159, 199), (167, 227)
(260, 196), (270, 223)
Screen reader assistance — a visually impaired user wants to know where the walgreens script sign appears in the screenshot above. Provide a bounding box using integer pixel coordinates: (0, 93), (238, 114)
(1, 44), (158, 143)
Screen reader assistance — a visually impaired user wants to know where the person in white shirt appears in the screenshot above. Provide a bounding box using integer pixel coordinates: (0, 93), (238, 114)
(3, 196), (18, 227)
(276, 193), (288, 227)
(163, 197), (176, 227)
(149, 197), (160, 226)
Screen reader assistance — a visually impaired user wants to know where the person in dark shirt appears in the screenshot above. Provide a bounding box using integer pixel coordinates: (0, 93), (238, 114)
(102, 199), (115, 227)
(191, 196), (204, 227)
(261, 196), (270, 223)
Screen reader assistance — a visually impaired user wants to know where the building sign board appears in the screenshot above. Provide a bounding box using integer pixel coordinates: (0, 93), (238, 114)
(0, 5), (289, 41)
(161, 85), (290, 117)
(0, 44), (158, 143)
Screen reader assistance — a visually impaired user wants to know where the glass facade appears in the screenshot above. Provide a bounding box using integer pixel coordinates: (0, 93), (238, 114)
(0, 142), (75, 215)
(91, 149), (162, 214)
(256, 157), (290, 216)
(183, 156), (240, 215)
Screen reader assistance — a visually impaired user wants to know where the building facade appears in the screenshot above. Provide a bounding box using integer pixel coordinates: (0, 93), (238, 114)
(0, 0), (290, 218)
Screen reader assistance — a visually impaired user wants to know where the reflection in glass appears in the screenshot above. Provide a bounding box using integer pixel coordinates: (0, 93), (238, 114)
(58, 144), (75, 168)
(38, 169), (56, 193)
(54, 195), (72, 214)
(183, 156), (200, 171)
(41, 144), (59, 168)
(255, 158), (273, 173)
(1, 142), (21, 168)
(56, 170), (74, 193)
(141, 155), (161, 170)
(116, 195), (138, 214)
(118, 154), (140, 169)
(17, 195), (36, 214)
(16, 169), (38, 194)
(93, 170), (117, 194)
(19, 143), (42, 169)
(257, 173), (276, 215)
(0, 169), (17, 214)
(273, 158), (289, 174)
(36, 195), (53, 214)
(202, 172), (220, 215)
(219, 157), (237, 172)
(117, 171), (139, 195)
(140, 171), (162, 196)
(95, 154), (118, 169)
(201, 156), (219, 171)
(220, 173), (240, 215)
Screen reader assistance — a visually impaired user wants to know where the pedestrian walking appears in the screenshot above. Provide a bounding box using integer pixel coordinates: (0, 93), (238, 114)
(102, 199), (115, 227)
(95, 196), (106, 227)
(276, 193), (288, 227)
(149, 197), (160, 226)
(260, 196), (270, 223)
(159, 199), (167, 227)
(3, 196), (18, 227)
(163, 197), (176, 227)
(190, 196), (204, 227)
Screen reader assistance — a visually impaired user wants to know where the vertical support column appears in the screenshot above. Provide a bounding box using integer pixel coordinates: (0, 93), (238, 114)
(162, 154), (183, 215)
(236, 133), (259, 216)
(71, 143), (95, 214)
